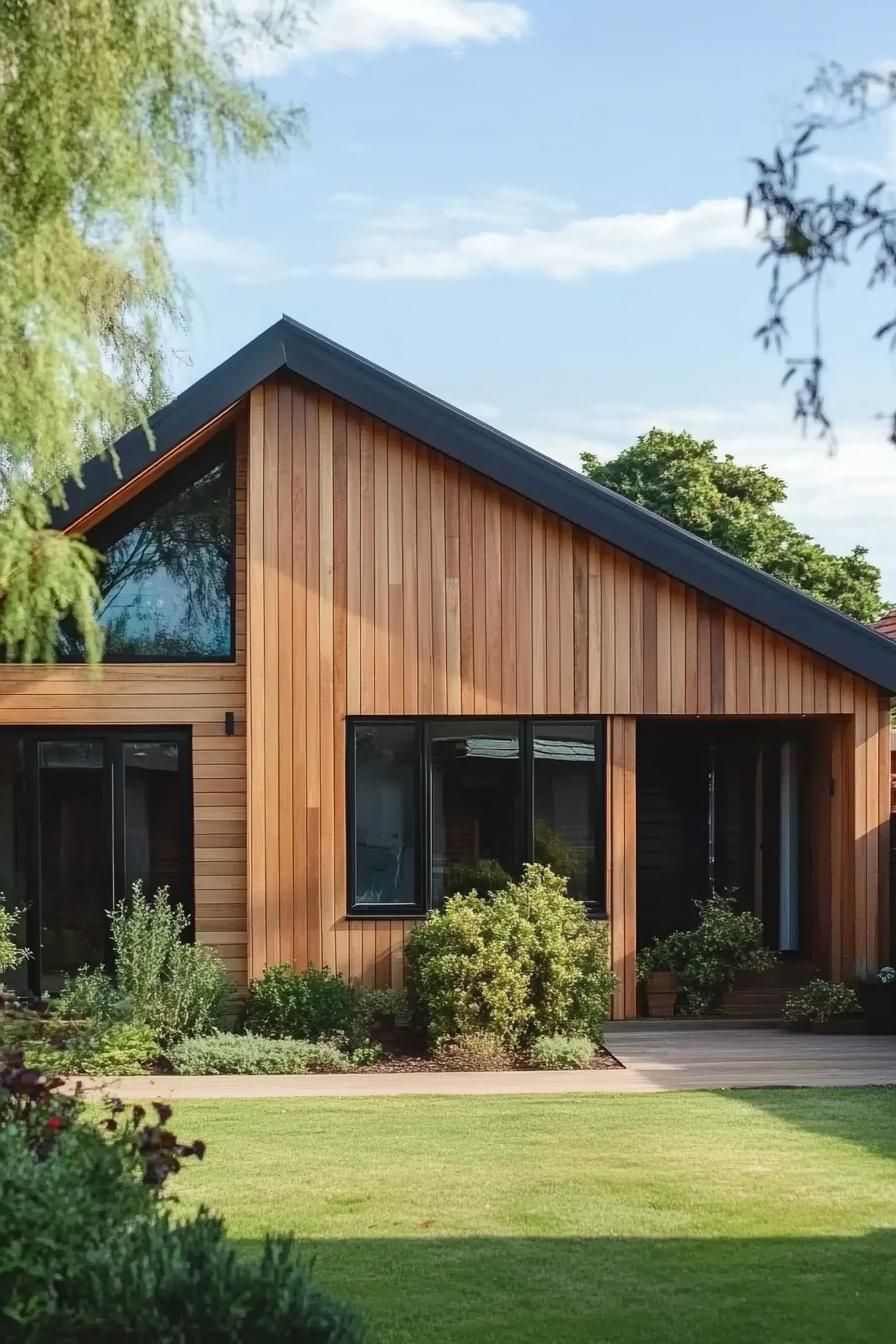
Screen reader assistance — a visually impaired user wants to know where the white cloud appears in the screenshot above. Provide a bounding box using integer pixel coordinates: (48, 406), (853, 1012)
(518, 401), (896, 594)
(232, 0), (529, 76)
(168, 226), (308, 284)
(333, 196), (756, 280)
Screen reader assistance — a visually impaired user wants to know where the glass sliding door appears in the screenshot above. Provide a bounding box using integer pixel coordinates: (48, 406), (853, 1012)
(38, 740), (109, 991)
(0, 728), (192, 995)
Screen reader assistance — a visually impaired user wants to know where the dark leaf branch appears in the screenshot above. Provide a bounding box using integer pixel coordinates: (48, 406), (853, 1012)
(748, 61), (896, 443)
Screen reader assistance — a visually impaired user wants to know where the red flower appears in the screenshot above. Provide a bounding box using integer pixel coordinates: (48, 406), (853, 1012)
(44, 1115), (64, 1132)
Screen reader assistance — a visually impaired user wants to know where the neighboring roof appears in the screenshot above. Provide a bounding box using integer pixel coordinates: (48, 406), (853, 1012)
(54, 315), (896, 693)
(874, 609), (896, 641)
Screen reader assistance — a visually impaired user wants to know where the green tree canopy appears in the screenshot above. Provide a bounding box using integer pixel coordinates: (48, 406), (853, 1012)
(0, 0), (302, 661)
(581, 428), (886, 623)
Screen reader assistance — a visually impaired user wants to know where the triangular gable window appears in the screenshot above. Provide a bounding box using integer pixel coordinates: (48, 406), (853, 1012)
(59, 431), (235, 661)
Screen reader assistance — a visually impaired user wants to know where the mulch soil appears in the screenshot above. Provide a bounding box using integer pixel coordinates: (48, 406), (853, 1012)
(355, 1048), (622, 1074)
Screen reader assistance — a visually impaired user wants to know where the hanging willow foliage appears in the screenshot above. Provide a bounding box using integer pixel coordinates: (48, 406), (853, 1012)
(0, 0), (303, 660)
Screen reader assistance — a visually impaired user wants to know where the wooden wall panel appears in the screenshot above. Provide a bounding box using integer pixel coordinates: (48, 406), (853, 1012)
(245, 375), (892, 1011)
(0, 413), (249, 983)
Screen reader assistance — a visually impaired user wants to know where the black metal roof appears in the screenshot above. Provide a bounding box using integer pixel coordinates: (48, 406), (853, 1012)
(55, 314), (896, 693)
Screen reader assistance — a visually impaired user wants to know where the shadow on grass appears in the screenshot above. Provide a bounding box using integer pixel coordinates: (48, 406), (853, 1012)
(233, 1227), (896, 1344)
(723, 1085), (896, 1163)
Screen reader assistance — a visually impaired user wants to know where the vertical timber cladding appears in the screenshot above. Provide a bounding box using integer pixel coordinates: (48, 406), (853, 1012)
(0, 414), (249, 985)
(245, 374), (891, 1004)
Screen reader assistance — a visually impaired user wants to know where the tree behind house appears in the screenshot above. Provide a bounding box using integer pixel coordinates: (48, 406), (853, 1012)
(582, 428), (886, 622)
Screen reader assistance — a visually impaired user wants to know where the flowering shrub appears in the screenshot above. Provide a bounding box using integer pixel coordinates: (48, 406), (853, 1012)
(784, 979), (860, 1025)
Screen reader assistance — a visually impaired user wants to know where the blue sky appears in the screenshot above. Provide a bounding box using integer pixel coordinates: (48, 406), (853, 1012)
(173, 0), (896, 594)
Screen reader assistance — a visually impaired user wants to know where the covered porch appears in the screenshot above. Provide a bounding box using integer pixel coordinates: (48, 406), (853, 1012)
(606, 713), (891, 1019)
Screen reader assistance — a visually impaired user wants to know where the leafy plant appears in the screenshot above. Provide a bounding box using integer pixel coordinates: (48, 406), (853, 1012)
(53, 964), (130, 1023)
(0, 898), (30, 985)
(638, 892), (777, 1016)
(635, 937), (681, 982)
(431, 1032), (515, 1072)
(784, 980), (861, 1026)
(111, 882), (230, 1046)
(0, 1059), (363, 1342)
(168, 1032), (353, 1076)
(529, 1034), (595, 1070)
(406, 864), (617, 1049)
(355, 986), (410, 1029)
(244, 964), (365, 1048)
(348, 1043), (383, 1067)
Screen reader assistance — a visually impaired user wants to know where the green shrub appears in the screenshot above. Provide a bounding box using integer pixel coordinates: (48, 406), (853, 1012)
(52, 964), (128, 1023)
(5, 1016), (159, 1076)
(529, 1034), (595, 1070)
(784, 979), (861, 1025)
(0, 897), (29, 985)
(111, 882), (230, 1045)
(0, 1055), (363, 1343)
(244, 964), (364, 1047)
(442, 857), (512, 898)
(431, 1031), (515, 1071)
(168, 1032), (353, 1075)
(76, 1022), (160, 1075)
(638, 891), (777, 1015)
(407, 864), (616, 1049)
(355, 985), (410, 1029)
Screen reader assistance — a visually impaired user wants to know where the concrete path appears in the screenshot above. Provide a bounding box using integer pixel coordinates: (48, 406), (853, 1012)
(67, 1026), (896, 1099)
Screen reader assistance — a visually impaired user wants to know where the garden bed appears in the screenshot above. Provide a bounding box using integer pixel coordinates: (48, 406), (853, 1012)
(353, 1048), (622, 1074)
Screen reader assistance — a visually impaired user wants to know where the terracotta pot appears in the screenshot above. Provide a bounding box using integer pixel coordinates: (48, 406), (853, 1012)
(645, 970), (679, 1018)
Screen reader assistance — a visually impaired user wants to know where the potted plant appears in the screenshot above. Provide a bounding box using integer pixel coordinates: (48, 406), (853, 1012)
(783, 979), (862, 1033)
(636, 938), (680, 1017)
(856, 965), (896, 1035)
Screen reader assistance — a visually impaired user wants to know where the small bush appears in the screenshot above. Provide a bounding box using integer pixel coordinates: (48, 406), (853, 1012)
(244, 964), (364, 1047)
(6, 1018), (159, 1076)
(355, 985), (410, 1029)
(53, 964), (129, 1023)
(169, 1032), (353, 1076)
(638, 891), (777, 1015)
(406, 864), (616, 1049)
(431, 1031), (515, 1071)
(784, 979), (861, 1025)
(77, 1023), (160, 1075)
(529, 1034), (595, 1070)
(111, 882), (230, 1045)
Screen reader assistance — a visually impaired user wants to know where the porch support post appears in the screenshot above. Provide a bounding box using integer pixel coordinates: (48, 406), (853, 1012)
(606, 716), (637, 1019)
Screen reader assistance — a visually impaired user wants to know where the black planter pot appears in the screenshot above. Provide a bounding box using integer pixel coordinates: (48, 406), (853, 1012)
(856, 981), (896, 1035)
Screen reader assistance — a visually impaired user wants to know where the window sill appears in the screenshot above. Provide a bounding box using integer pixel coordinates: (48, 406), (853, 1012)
(346, 907), (425, 920)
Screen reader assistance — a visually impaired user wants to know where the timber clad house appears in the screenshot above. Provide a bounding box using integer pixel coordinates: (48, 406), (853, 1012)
(2, 316), (896, 1018)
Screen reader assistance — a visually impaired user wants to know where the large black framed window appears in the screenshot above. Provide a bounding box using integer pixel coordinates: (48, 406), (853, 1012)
(347, 718), (605, 917)
(58, 430), (236, 662)
(0, 727), (193, 995)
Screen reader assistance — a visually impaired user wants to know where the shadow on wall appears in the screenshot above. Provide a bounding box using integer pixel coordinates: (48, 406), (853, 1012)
(232, 1228), (896, 1344)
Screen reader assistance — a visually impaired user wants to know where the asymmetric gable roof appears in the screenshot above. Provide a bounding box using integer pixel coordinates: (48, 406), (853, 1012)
(54, 315), (896, 693)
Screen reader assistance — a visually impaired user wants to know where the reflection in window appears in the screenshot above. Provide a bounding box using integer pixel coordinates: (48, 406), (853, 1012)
(60, 436), (234, 660)
(431, 720), (521, 904)
(123, 741), (185, 900)
(533, 722), (599, 909)
(352, 724), (418, 907)
(38, 740), (107, 990)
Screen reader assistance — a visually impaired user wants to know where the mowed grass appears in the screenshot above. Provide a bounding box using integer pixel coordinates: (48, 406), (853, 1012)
(164, 1088), (896, 1343)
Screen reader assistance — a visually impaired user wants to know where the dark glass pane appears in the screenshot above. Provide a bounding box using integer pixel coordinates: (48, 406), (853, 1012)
(533, 722), (600, 909)
(38, 740), (107, 990)
(353, 724), (418, 907)
(60, 440), (233, 660)
(123, 741), (186, 901)
(0, 735), (30, 993)
(431, 719), (521, 904)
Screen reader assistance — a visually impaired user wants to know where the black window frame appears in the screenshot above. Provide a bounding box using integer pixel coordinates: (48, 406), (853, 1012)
(0, 725), (194, 996)
(346, 716), (606, 918)
(58, 429), (237, 665)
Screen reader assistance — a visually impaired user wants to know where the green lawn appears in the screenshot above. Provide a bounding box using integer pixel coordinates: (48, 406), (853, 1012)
(168, 1089), (896, 1343)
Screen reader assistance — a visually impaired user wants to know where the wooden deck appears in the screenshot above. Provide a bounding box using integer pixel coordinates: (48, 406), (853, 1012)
(603, 1024), (896, 1091)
